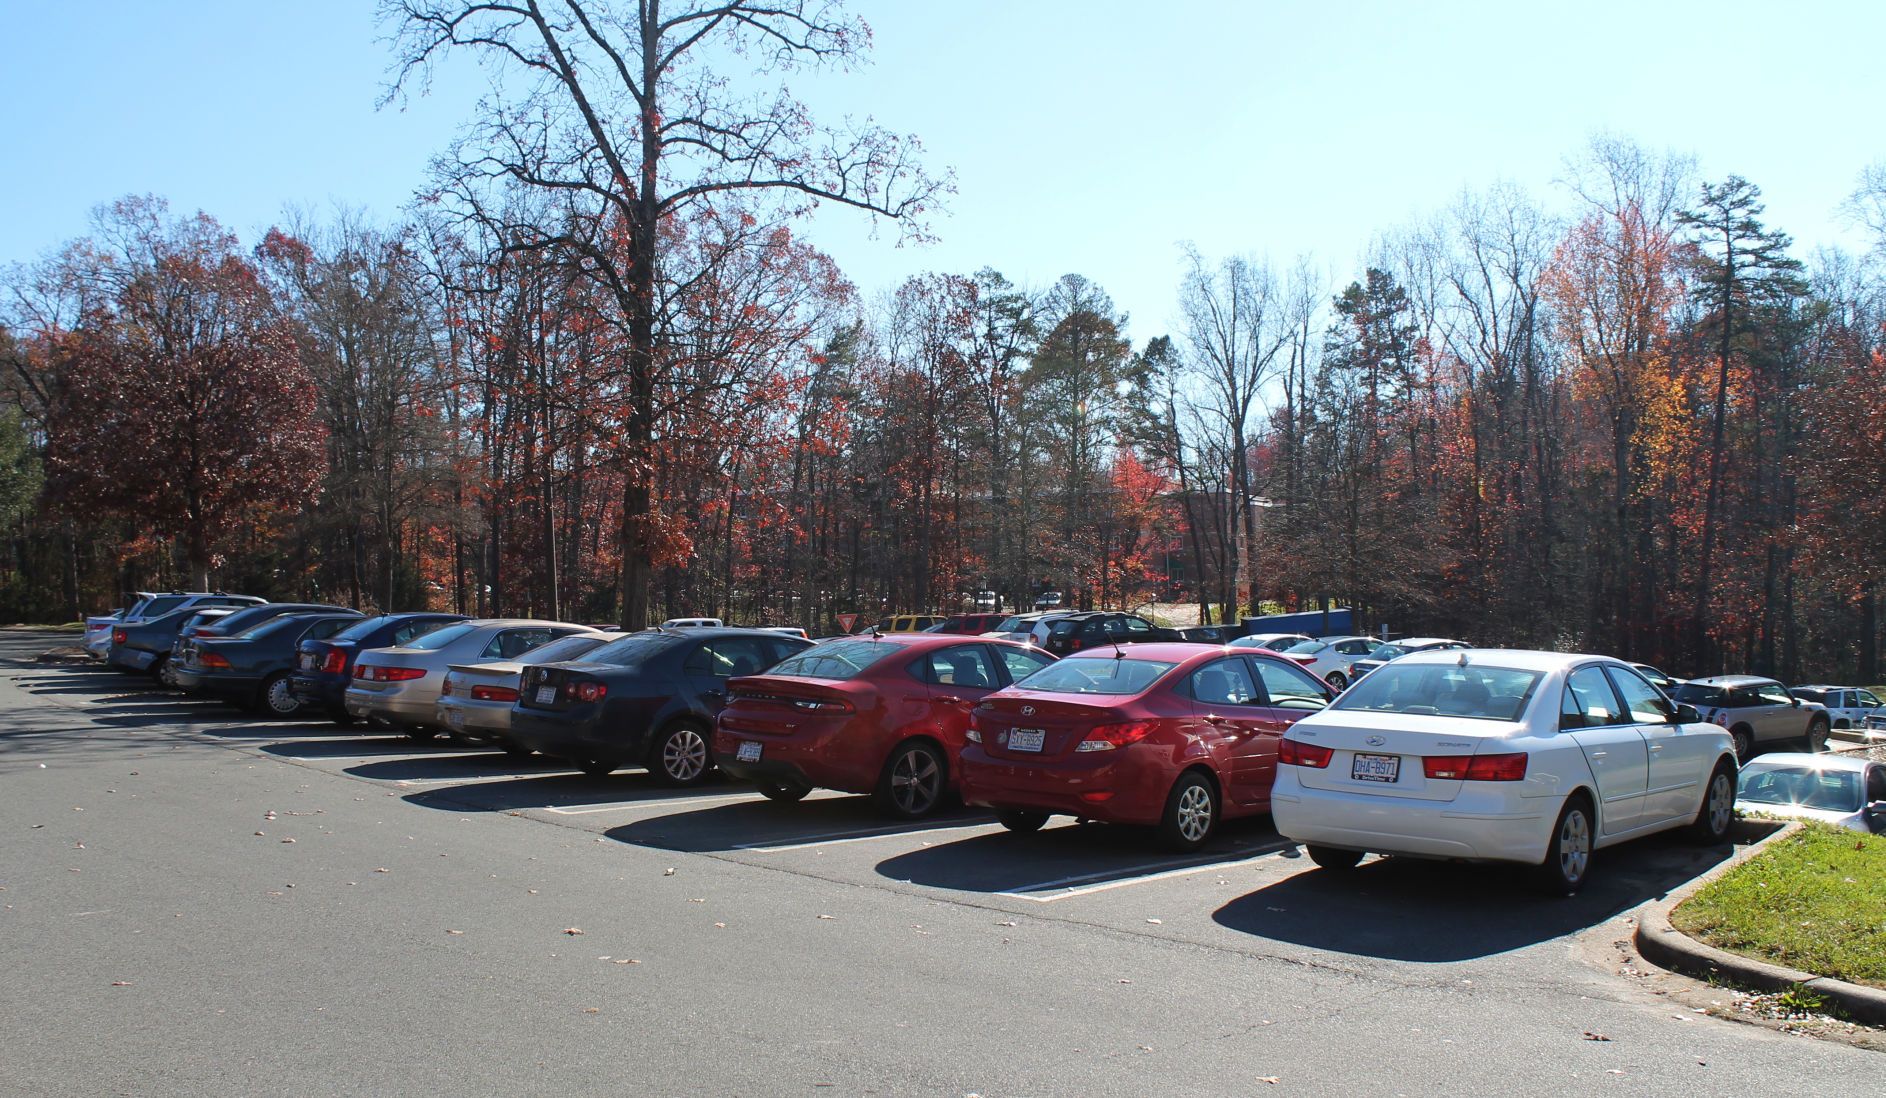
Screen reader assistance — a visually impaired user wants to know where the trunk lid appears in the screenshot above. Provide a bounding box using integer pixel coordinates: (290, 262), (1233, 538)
(973, 691), (1131, 760)
(1284, 712), (1525, 802)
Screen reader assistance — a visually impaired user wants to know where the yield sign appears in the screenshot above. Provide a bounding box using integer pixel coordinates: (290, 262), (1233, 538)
(837, 613), (858, 633)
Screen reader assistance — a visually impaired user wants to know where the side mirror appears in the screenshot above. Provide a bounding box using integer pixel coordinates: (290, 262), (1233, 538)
(1791, 698), (1801, 708)
(1867, 802), (1886, 832)
(1674, 704), (1701, 724)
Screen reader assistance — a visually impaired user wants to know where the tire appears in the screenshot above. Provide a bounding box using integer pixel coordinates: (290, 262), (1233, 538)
(997, 810), (1049, 833)
(874, 740), (947, 819)
(757, 781), (811, 803)
(1325, 671), (1348, 691)
(151, 655), (173, 685)
(1689, 761), (1736, 844)
(649, 721), (714, 787)
(256, 672), (301, 718)
(1730, 725), (1753, 762)
(1535, 794), (1595, 896)
(1155, 771), (1219, 853)
(1306, 844), (1364, 871)
(580, 759), (615, 777)
(1804, 717), (1829, 754)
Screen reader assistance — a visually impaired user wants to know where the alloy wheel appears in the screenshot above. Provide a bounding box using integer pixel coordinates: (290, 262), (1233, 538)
(888, 746), (942, 815)
(1555, 805), (1591, 885)
(1173, 782), (1214, 843)
(1706, 771), (1734, 836)
(661, 726), (709, 783)
(265, 676), (299, 716)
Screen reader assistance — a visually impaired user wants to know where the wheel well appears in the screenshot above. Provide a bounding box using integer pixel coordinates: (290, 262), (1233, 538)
(1179, 764), (1220, 798)
(1563, 785), (1597, 829)
(1729, 722), (1754, 737)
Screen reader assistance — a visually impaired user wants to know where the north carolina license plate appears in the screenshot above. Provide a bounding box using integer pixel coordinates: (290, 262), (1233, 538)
(737, 740), (762, 762)
(535, 686), (558, 705)
(300, 654), (314, 670)
(1009, 728), (1045, 752)
(445, 710), (464, 727)
(1352, 752), (1400, 782)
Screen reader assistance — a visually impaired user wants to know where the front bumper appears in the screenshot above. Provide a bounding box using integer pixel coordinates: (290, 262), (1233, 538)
(1270, 773), (1552, 863)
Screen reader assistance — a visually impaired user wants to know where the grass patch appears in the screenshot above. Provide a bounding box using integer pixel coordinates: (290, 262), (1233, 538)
(1673, 823), (1886, 989)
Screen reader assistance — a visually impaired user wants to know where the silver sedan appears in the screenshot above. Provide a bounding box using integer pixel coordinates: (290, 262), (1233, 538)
(435, 630), (620, 750)
(344, 619), (592, 740)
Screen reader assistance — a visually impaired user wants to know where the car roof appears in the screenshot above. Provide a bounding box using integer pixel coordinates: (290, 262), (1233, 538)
(1397, 638), (1467, 648)
(1057, 642), (1227, 664)
(1389, 648), (1609, 672)
(1791, 684), (1840, 691)
(1739, 753), (1872, 774)
(1685, 675), (1780, 687)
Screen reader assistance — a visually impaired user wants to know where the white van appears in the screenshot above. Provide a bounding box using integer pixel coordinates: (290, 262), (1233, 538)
(661, 617), (724, 629)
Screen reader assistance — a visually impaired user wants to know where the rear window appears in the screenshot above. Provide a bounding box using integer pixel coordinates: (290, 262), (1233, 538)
(1013, 656), (1177, 696)
(1332, 663), (1542, 722)
(141, 596), (188, 618)
(238, 616), (304, 640)
(404, 623), (478, 651)
(582, 633), (683, 668)
(1281, 639), (1324, 655)
(334, 616), (393, 643)
(1048, 619), (1081, 636)
(1367, 644), (1409, 660)
(767, 639), (907, 680)
(1671, 683), (1727, 707)
(1790, 687), (1827, 703)
(517, 634), (610, 665)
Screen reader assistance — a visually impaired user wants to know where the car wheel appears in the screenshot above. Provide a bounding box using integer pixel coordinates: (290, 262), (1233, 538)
(1804, 717), (1829, 754)
(151, 655), (174, 685)
(1689, 761), (1736, 844)
(1156, 771), (1219, 853)
(1325, 671), (1348, 691)
(757, 781), (811, 803)
(580, 759), (615, 777)
(874, 740), (947, 819)
(997, 810), (1048, 833)
(1535, 794), (1594, 896)
(257, 673), (301, 718)
(1730, 725), (1753, 761)
(650, 721), (714, 787)
(1306, 844), (1363, 871)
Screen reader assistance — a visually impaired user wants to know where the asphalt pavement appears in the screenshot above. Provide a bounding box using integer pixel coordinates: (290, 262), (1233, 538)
(2, 630), (1877, 1096)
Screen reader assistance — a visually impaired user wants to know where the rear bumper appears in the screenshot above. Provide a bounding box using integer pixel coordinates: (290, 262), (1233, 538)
(509, 707), (647, 764)
(710, 721), (876, 794)
(180, 670), (263, 699)
(957, 744), (1166, 826)
(290, 672), (348, 714)
(343, 686), (438, 726)
(109, 647), (158, 672)
(435, 696), (511, 735)
(1270, 773), (1552, 863)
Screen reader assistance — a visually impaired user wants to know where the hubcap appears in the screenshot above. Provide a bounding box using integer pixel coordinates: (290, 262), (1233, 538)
(1707, 772), (1733, 834)
(663, 728), (708, 781)
(1174, 783), (1214, 842)
(268, 679), (298, 715)
(891, 749), (941, 813)
(1557, 808), (1591, 883)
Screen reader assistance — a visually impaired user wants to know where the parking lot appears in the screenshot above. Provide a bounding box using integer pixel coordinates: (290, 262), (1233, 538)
(6, 631), (1883, 1097)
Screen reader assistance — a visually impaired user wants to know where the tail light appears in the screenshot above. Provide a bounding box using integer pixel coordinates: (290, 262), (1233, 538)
(1279, 738), (1333, 768)
(571, 681), (607, 703)
(1424, 752), (1528, 781)
(471, 685), (519, 702)
(1075, 720), (1157, 752)
(791, 697), (852, 713)
(199, 652), (232, 670)
(320, 650), (347, 674)
(439, 679), (453, 696)
(113, 629), (127, 644)
(356, 664), (425, 683)
(1068, 639), (1084, 651)
(1290, 656), (1317, 667)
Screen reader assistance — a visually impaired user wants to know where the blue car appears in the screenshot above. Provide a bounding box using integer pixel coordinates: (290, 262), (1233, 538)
(290, 612), (468, 725)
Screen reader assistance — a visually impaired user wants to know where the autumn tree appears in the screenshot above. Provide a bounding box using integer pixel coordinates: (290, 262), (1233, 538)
(384, 0), (946, 629)
(41, 198), (325, 589)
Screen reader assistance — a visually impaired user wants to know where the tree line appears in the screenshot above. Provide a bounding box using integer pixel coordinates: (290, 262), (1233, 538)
(2, 2), (1884, 684)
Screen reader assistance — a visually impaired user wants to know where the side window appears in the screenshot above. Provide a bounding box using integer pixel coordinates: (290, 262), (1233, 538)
(1122, 616), (1153, 636)
(1250, 658), (1328, 710)
(685, 638), (771, 678)
(1564, 666), (1624, 728)
(391, 621), (425, 646)
(925, 645), (998, 690)
(998, 646), (1054, 683)
(1605, 666), (1673, 724)
(1189, 659), (1260, 707)
(483, 629), (552, 659)
(1754, 683), (1792, 707)
(1860, 690), (1883, 709)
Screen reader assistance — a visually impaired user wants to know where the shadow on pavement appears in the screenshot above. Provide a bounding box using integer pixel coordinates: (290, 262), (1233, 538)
(874, 816), (1285, 894)
(605, 795), (989, 853)
(1210, 830), (1745, 962)
(401, 771), (739, 812)
(259, 737), (438, 760)
(346, 752), (571, 782)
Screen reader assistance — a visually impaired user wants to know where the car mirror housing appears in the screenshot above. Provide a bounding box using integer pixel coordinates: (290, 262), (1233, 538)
(1673, 703), (1701, 725)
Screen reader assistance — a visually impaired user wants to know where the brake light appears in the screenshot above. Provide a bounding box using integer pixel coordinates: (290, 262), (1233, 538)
(113, 629), (127, 644)
(471, 685), (519, 702)
(199, 652), (231, 670)
(1290, 656), (1316, 666)
(1068, 639), (1083, 650)
(439, 679), (452, 696)
(1075, 720), (1157, 752)
(1278, 738), (1333, 767)
(321, 650), (347, 674)
(791, 697), (853, 713)
(571, 681), (607, 703)
(1424, 752), (1528, 781)
(355, 664), (425, 683)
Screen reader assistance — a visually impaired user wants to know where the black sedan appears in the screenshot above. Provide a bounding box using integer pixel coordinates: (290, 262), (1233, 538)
(509, 627), (813, 784)
(291, 611), (469, 725)
(174, 612), (365, 715)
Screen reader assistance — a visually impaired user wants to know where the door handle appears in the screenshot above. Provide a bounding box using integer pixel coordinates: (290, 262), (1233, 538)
(1648, 743), (1663, 752)
(1205, 714), (1229, 725)
(933, 695), (961, 704)
(1588, 750), (1607, 759)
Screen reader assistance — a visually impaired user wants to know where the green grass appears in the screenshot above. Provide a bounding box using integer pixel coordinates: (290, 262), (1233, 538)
(1673, 823), (1886, 989)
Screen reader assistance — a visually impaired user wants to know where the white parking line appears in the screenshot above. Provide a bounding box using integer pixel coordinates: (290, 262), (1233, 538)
(997, 842), (1291, 902)
(542, 792), (764, 815)
(734, 821), (992, 853)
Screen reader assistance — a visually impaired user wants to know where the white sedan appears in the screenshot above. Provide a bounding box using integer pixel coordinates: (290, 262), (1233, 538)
(1275, 635), (1384, 690)
(1271, 650), (1739, 893)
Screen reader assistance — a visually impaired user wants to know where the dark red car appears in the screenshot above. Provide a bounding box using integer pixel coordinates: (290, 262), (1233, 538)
(958, 643), (1335, 851)
(712, 634), (1057, 818)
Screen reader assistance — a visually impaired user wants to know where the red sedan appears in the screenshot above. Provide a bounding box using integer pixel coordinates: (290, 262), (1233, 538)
(712, 634), (1057, 818)
(958, 643), (1334, 850)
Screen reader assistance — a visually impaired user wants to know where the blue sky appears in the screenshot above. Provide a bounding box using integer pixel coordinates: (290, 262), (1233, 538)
(5, 1), (1881, 342)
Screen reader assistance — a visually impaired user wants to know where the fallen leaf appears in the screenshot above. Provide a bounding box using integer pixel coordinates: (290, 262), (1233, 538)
(1259, 1078), (1280, 1085)
(1583, 1033), (1610, 1041)
(281, 838), (295, 844)
(664, 868), (675, 876)
(583, 1008), (599, 1013)
(818, 915), (835, 920)
(111, 981), (131, 987)
(447, 930), (463, 935)
(1145, 919), (1162, 925)
(996, 921), (1016, 927)
(563, 928), (583, 935)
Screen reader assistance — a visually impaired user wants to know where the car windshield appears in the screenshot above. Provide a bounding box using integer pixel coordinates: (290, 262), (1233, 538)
(1012, 656), (1177, 696)
(1281, 639), (1325, 655)
(1738, 766), (1863, 812)
(1790, 687), (1827, 703)
(765, 639), (907, 680)
(516, 634), (608, 665)
(1332, 663), (1543, 721)
(404, 623), (478, 651)
(1671, 683), (1728, 707)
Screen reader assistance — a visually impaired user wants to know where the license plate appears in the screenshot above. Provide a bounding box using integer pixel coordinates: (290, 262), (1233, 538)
(1352, 752), (1400, 782)
(300, 654), (314, 670)
(1009, 728), (1046, 752)
(535, 686), (558, 705)
(445, 710), (465, 728)
(737, 740), (762, 762)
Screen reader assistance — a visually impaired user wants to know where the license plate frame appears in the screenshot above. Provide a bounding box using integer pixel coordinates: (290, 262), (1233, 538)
(736, 740), (762, 763)
(445, 709), (465, 728)
(534, 685), (558, 705)
(1351, 752), (1400, 783)
(1008, 728), (1046, 752)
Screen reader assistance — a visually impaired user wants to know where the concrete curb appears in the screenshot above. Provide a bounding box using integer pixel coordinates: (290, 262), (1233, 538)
(1634, 819), (1886, 1025)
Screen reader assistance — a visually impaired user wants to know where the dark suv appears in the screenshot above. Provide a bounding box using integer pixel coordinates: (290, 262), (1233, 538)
(1039, 612), (1180, 657)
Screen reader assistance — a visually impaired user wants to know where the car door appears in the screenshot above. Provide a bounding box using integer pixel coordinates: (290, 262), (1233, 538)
(681, 636), (774, 716)
(1185, 657), (1272, 807)
(1562, 664), (1649, 835)
(1244, 655), (1332, 806)
(920, 644), (1004, 753)
(1605, 664), (1704, 825)
(1751, 681), (1800, 743)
